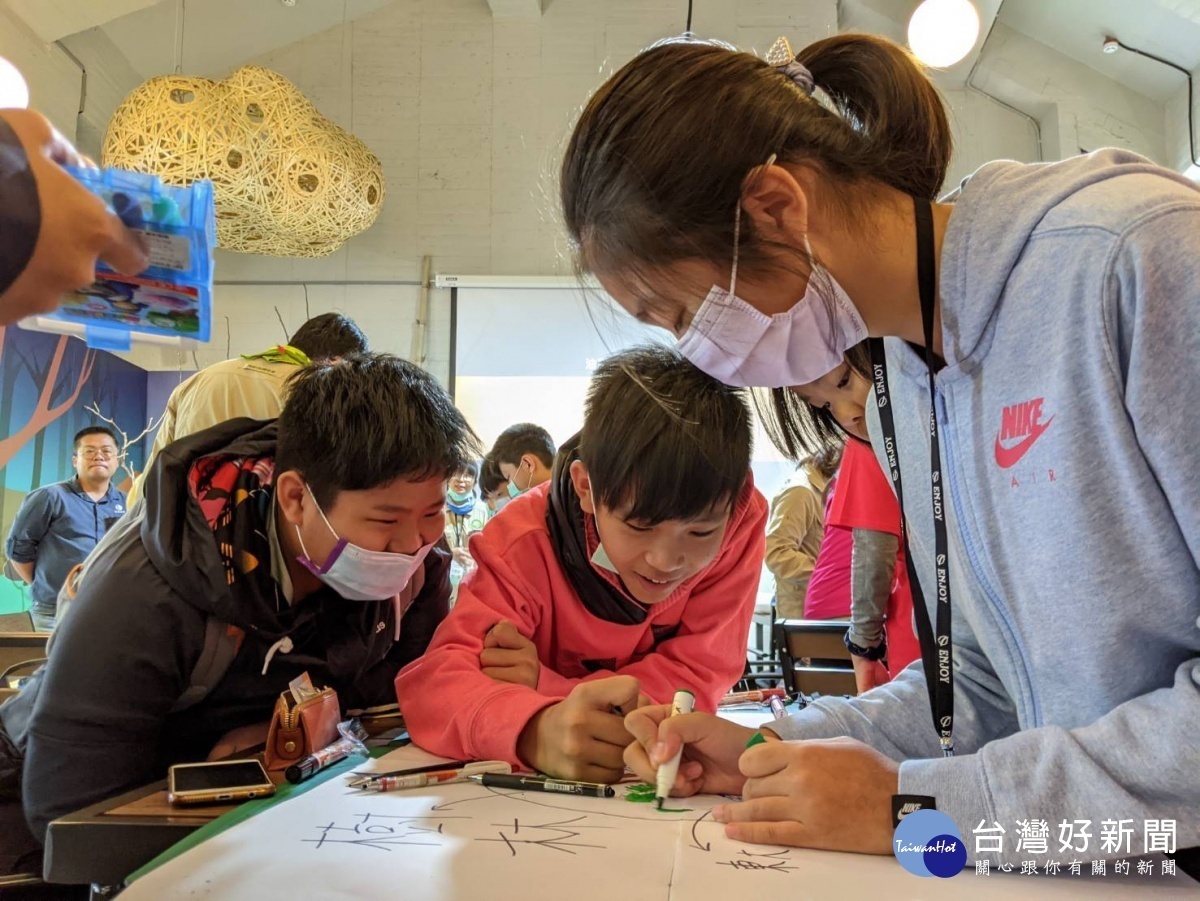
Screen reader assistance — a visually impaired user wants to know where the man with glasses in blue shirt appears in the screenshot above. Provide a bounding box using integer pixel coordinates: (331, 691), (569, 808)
(5, 427), (127, 631)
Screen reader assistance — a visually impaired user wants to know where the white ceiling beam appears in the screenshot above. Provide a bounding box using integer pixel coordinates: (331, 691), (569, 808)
(4, 0), (167, 43)
(485, 0), (543, 21)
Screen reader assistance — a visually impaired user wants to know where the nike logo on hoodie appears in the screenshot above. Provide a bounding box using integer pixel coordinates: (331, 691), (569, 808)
(994, 398), (1055, 469)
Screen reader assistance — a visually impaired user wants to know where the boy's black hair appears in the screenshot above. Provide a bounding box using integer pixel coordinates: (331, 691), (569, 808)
(579, 345), (751, 524)
(288, 312), (368, 361)
(490, 423), (556, 469)
(74, 426), (118, 450)
(276, 353), (481, 508)
(478, 455), (505, 496)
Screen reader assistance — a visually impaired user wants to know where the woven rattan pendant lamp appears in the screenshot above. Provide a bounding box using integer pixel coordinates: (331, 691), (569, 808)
(103, 64), (384, 257)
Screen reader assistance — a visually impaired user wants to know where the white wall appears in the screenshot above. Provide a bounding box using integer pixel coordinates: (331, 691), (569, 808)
(113, 281), (448, 385)
(58, 27), (148, 160)
(108, 0), (1039, 373)
(941, 86), (1040, 189)
(0, 4), (82, 139)
(115, 0), (843, 372)
(970, 22), (1168, 164)
(1164, 73), (1200, 174)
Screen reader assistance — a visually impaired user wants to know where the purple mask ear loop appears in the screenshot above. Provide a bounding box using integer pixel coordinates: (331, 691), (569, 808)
(295, 484), (348, 575)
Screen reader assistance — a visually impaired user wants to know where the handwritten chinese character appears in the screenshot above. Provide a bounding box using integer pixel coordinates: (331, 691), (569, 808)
(1068, 860), (1082, 876)
(1100, 819), (1134, 855)
(975, 860), (990, 876)
(1091, 859), (1107, 876)
(305, 814), (448, 851)
(1057, 818), (1091, 853)
(974, 819), (1007, 855)
(1162, 860), (1176, 877)
(1115, 859), (1130, 875)
(1144, 819), (1177, 855)
(716, 859), (796, 873)
(1044, 861), (1061, 875)
(1137, 860), (1153, 875)
(1016, 819), (1049, 855)
(1020, 861), (1038, 875)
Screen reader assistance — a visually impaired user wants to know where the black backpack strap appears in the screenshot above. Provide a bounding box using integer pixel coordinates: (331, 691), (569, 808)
(170, 618), (244, 714)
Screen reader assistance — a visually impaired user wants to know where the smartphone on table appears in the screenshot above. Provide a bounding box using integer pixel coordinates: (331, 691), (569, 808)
(168, 759), (277, 806)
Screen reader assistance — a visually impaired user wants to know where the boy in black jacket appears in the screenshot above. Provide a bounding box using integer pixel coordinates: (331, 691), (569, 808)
(0, 353), (479, 873)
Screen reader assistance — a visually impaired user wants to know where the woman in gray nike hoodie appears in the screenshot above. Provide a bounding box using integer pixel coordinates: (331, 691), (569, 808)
(559, 32), (1200, 874)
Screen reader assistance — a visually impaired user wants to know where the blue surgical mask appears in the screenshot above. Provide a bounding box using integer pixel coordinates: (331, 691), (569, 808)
(446, 488), (476, 516)
(506, 463), (532, 499)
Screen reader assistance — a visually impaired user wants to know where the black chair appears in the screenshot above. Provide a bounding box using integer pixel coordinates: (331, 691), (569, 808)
(734, 603), (783, 692)
(774, 618), (857, 697)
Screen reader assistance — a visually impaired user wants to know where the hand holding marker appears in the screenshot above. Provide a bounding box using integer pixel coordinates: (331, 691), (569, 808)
(655, 689), (695, 809)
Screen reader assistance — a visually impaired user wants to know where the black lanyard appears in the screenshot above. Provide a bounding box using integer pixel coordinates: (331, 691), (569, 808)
(450, 513), (468, 548)
(867, 196), (955, 758)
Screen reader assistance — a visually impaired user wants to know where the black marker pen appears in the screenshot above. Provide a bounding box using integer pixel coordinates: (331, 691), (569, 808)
(469, 773), (615, 798)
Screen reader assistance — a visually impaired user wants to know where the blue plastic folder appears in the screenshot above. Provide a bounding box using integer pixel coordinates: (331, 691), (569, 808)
(46, 166), (216, 351)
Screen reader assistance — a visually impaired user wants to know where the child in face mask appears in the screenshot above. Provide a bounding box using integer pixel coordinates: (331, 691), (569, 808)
(443, 462), (491, 601)
(396, 346), (767, 784)
(478, 455), (510, 515)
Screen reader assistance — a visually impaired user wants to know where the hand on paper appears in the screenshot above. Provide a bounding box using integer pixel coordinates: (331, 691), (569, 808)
(0, 108), (148, 325)
(481, 619), (540, 688)
(516, 676), (640, 783)
(712, 736), (897, 854)
(623, 706), (754, 798)
(852, 656), (890, 694)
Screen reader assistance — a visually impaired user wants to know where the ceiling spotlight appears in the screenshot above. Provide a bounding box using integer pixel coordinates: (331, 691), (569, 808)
(907, 0), (981, 68)
(0, 56), (29, 109)
(1102, 37), (1120, 54)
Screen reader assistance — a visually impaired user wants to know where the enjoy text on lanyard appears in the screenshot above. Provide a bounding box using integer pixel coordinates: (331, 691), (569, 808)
(866, 197), (955, 758)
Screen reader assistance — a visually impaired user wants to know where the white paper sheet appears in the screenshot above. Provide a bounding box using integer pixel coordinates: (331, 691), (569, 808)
(119, 747), (1197, 901)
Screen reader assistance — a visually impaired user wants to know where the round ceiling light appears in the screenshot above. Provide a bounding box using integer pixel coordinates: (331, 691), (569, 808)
(907, 0), (981, 68)
(0, 56), (30, 109)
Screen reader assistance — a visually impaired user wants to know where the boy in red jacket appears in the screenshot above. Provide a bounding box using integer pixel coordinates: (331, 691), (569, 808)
(396, 346), (767, 783)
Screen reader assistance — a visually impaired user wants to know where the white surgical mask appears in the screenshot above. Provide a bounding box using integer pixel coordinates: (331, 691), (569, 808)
(295, 486), (432, 601)
(677, 192), (867, 389)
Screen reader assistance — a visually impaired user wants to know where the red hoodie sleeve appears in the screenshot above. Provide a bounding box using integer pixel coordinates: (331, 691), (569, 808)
(535, 484), (769, 711)
(394, 516), (560, 767)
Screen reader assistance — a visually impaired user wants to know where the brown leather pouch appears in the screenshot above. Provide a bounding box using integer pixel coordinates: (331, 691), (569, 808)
(263, 686), (340, 772)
